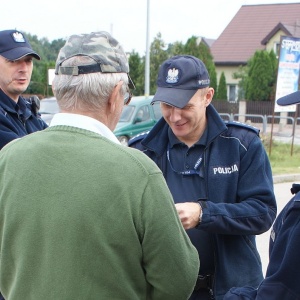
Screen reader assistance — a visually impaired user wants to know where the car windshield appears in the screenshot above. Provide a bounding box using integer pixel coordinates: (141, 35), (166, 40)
(39, 99), (60, 114)
(119, 105), (135, 122)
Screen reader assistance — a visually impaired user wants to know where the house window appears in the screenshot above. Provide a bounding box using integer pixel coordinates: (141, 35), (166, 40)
(228, 85), (237, 102)
(274, 42), (280, 58)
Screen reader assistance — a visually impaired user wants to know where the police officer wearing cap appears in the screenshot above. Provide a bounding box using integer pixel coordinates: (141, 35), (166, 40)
(129, 55), (277, 300)
(0, 29), (47, 150)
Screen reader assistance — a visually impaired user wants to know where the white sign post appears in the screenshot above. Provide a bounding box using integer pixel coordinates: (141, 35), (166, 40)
(274, 36), (300, 113)
(48, 69), (55, 86)
(271, 36), (300, 156)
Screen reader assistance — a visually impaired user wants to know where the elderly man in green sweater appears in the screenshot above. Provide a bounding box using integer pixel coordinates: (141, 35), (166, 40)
(0, 31), (199, 300)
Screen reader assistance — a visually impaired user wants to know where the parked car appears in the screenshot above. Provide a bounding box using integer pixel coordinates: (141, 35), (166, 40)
(39, 97), (60, 125)
(114, 96), (162, 145)
(39, 95), (162, 145)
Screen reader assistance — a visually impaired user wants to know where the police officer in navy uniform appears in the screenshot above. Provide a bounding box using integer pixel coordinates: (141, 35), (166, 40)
(224, 90), (300, 300)
(0, 29), (47, 150)
(129, 55), (277, 300)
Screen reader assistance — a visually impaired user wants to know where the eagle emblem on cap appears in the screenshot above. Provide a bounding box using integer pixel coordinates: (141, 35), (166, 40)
(166, 68), (179, 83)
(12, 32), (25, 43)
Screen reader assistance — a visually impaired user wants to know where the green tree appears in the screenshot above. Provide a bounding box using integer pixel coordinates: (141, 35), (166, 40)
(233, 65), (248, 100)
(183, 36), (217, 92)
(268, 50), (278, 101)
(183, 36), (201, 56)
(167, 41), (185, 56)
(43, 38), (66, 61)
(245, 50), (277, 101)
(28, 60), (48, 96)
(149, 33), (169, 95)
(128, 50), (144, 96)
(25, 33), (65, 97)
(216, 72), (227, 100)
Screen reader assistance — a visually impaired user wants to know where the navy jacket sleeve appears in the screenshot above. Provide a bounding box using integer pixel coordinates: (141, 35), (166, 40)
(0, 114), (23, 149)
(200, 131), (277, 235)
(0, 110), (48, 150)
(224, 193), (300, 300)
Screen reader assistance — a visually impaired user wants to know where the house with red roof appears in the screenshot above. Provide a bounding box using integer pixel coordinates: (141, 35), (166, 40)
(211, 3), (300, 101)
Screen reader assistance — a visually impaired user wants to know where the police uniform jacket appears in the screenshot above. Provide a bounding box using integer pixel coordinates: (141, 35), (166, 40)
(224, 187), (300, 300)
(129, 103), (277, 300)
(0, 89), (48, 149)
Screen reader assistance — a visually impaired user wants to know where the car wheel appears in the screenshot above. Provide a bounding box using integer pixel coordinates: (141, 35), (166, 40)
(118, 136), (129, 146)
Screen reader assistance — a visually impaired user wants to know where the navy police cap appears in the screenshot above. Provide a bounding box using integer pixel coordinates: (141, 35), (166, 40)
(0, 29), (40, 60)
(151, 55), (210, 108)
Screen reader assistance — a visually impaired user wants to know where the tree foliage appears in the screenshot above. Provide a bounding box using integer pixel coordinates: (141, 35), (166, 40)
(168, 41), (185, 56)
(233, 50), (277, 101)
(183, 36), (217, 92)
(149, 33), (169, 95)
(23, 31), (267, 104)
(216, 72), (227, 100)
(24, 31), (218, 99)
(25, 33), (65, 97)
(233, 65), (248, 100)
(245, 50), (277, 101)
(130, 34), (217, 97)
(128, 51), (144, 96)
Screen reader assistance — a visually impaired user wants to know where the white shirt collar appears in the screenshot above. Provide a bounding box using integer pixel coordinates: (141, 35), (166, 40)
(49, 113), (121, 144)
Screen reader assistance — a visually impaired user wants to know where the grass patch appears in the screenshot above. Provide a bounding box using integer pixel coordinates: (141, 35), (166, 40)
(264, 140), (300, 175)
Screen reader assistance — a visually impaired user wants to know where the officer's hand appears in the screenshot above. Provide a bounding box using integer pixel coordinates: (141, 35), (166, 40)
(175, 202), (201, 230)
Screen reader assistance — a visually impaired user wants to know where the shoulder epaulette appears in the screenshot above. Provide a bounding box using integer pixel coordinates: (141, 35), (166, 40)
(128, 131), (149, 146)
(225, 121), (260, 136)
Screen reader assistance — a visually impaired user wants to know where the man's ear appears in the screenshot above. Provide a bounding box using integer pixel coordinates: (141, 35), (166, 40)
(204, 87), (214, 107)
(107, 81), (123, 113)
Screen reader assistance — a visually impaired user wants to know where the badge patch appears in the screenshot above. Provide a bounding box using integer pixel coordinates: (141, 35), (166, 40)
(166, 68), (179, 84)
(199, 79), (210, 86)
(212, 164), (239, 175)
(12, 32), (25, 43)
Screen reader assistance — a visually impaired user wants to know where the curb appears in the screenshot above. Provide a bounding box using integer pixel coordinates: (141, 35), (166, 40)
(273, 173), (300, 184)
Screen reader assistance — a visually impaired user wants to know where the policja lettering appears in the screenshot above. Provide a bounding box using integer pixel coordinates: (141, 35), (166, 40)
(213, 164), (238, 175)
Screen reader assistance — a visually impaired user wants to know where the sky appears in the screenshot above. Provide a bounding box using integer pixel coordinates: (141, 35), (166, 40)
(1, 0), (300, 56)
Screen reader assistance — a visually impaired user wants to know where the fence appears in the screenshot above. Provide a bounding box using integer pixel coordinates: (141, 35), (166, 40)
(212, 100), (300, 139)
(212, 99), (300, 120)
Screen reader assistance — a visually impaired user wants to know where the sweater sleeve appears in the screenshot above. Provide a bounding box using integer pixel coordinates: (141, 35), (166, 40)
(140, 171), (200, 299)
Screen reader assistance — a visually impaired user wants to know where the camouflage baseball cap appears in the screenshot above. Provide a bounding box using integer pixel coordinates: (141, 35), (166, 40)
(55, 31), (134, 88)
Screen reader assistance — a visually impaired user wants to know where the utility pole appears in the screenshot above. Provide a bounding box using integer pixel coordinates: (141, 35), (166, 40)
(144, 0), (150, 97)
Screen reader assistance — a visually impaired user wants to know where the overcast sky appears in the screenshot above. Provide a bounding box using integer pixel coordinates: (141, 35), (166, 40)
(1, 0), (299, 55)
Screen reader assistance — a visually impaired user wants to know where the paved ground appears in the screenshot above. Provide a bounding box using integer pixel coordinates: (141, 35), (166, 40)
(256, 180), (297, 275)
(273, 173), (300, 184)
(253, 122), (300, 145)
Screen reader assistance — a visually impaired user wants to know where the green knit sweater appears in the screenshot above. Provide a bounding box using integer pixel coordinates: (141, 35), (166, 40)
(0, 126), (199, 300)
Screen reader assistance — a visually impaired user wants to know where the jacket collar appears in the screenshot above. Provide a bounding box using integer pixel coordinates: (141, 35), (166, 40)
(141, 104), (227, 156)
(0, 89), (32, 120)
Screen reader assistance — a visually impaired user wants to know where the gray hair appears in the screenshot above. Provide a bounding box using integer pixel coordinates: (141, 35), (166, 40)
(52, 56), (128, 112)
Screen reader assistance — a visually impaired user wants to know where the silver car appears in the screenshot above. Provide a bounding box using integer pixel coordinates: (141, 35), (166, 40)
(39, 97), (60, 125)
